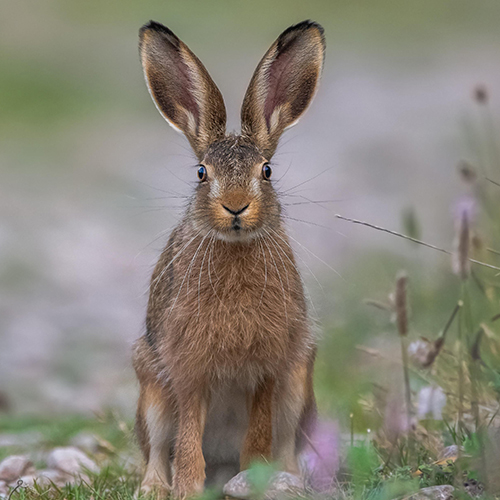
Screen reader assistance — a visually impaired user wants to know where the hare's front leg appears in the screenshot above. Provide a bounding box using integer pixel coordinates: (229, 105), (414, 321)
(136, 381), (174, 498)
(274, 358), (316, 475)
(172, 385), (209, 499)
(240, 376), (275, 469)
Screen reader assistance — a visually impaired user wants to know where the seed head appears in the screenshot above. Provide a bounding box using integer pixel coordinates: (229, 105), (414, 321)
(452, 209), (470, 280)
(395, 272), (408, 336)
(474, 84), (488, 104)
(458, 161), (477, 185)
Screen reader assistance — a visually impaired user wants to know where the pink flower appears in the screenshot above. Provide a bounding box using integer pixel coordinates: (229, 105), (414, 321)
(301, 419), (340, 493)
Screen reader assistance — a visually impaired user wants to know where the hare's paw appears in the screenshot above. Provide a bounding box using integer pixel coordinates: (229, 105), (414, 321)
(223, 470), (305, 500)
(137, 480), (171, 499)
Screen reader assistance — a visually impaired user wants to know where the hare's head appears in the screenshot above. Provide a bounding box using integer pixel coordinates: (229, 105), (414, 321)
(139, 20), (325, 242)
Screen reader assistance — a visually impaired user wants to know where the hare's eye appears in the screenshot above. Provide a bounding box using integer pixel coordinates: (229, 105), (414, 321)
(197, 165), (207, 181)
(262, 163), (272, 180)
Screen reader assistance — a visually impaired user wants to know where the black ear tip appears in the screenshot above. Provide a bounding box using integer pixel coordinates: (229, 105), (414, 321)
(299, 20), (325, 35)
(279, 20), (325, 46)
(139, 20), (180, 46)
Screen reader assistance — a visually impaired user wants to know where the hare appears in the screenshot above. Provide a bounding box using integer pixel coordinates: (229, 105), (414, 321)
(133, 19), (325, 499)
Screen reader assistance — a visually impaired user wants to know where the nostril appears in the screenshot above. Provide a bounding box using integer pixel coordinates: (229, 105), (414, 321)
(222, 204), (249, 216)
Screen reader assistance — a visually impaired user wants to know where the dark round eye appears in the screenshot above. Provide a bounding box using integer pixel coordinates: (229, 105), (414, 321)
(197, 165), (207, 181)
(262, 163), (272, 180)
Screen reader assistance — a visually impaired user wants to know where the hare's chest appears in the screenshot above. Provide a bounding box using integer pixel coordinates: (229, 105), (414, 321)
(162, 237), (308, 378)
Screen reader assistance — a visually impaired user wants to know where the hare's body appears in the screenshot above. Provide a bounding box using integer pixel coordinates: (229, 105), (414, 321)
(134, 198), (316, 487)
(133, 20), (325, 498)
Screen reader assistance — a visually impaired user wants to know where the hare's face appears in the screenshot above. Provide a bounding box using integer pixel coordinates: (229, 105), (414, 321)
(193, 137), (280, 242)
(139, 20), (325, 241)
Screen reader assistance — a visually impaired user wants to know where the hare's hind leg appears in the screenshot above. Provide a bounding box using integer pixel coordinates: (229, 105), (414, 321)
(136, 379), (175, 497)
(240, 375), (275, 470)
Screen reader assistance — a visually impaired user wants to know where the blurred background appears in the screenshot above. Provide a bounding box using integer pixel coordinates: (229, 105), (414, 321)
(1, 0), (500, 423)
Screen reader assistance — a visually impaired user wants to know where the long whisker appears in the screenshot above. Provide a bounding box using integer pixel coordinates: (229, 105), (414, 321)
(281, 215), (339, 233)
(262, 229), (290, 292)
(150, 229), (205, 295)
(262, 236), (288, 324)
(134, 226), (177, 264)
(267, 228), (321, 319)
(258, 237), (269, 307)
(274, 161), (293, 184)
(281, 166), (335, 195)
(197, 232), (213, 317)
(185, 231), (213, 295)
(269, 228), (326, 296)
(208, 234), (227, 309)
(281, 199), (346, 210)
(165, 231), (212, 321)
(286, 231), (345, 281)
(135, 180), (188, 197)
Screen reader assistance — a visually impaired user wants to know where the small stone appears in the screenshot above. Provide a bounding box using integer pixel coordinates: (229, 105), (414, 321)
(46, 447), (99, 476)
(15, 475), (36, 488)
(400, 485), (455, 500)
(0, 455), (35, 483)
(0, 431), (44, 448)
(70, 432), (100, 454)
(0, 480), (8, 499)
(223, 470), (305, 500)
(39, 469), (74, 487)
(223, 470), (252, 499)
(16, 469), (74, 489)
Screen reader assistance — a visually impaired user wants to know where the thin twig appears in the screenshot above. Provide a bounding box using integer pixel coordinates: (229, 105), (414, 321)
(364, 299), (393, 312)
(8, 480), (24, 500)
(487, 247), (500, 256)
(335, 214), (500, 272)
(440, 302), (462, 340)
(485, 176), (500, 187)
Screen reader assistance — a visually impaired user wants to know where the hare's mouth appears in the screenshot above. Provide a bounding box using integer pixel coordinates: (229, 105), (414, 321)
(214, 224), (260, 243)
(232, 217), (242, 232)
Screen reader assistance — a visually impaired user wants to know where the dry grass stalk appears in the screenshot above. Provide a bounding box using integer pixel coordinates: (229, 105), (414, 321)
(395, 273), (408, 337)
(453, 210), (471, 280)
(335, 214), (500, 272)
(394, 272), (414, 462)
(408, 302), (461, 369)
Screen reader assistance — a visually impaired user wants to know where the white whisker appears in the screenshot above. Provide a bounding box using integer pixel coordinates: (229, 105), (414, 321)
(197, 231), (213, 317)
(165, 231), (212, 321)
(262, 236), (288, 324)
(258, 237), (268, 307)
(150, 229), (204, 296)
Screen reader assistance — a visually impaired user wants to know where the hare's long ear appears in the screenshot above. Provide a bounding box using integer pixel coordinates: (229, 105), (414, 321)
(241, 20), (325, 159)
(139, 21), (227, 159)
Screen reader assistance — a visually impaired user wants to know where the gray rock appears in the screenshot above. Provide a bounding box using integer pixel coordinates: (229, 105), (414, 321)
(46, 447), (99, 476)
(0, 455), (35, 483)
(400, 485), (455, 500)
(18, 469), (75, 488)
(70, 432), (100, 454)
(0, 432), (44, 448)
(223, 470), (305, 500)
(0, 480), (8, 499)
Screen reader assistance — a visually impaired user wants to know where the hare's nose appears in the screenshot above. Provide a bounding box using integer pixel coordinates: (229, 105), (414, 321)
(222, 203), (249, 216)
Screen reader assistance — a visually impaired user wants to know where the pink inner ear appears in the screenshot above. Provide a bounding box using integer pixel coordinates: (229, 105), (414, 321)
(263, 50), (293, 131)
(171, 50), (200, 129)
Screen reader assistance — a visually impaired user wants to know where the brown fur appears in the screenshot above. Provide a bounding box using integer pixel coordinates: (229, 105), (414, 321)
(134, 19), (325, 498)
